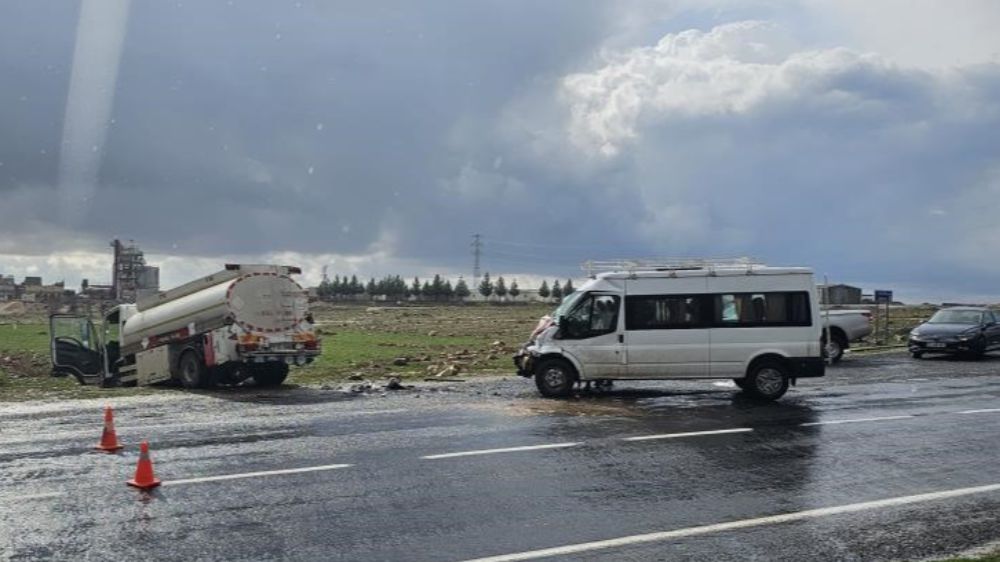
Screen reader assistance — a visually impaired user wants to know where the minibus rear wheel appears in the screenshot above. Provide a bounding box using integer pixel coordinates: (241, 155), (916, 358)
(745, 361), (789, 401)
(535, 358), (576, 398)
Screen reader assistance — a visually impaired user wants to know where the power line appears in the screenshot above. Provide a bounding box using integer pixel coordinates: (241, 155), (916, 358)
(471, 234), (482, 289)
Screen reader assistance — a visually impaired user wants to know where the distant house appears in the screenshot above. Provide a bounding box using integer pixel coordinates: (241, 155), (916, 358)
(819, 284), (863, 305)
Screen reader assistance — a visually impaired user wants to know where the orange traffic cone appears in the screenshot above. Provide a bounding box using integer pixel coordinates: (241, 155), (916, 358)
(95, 405), (123, 453)
(127, 441), (161, 489)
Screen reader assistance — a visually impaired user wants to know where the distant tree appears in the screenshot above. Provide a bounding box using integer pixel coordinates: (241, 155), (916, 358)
(365, 278), (376, 297)
(318, 277), (333, 300)
(538, 280), (550, 299)
(411, 277), (421, 299)
(494, 276), (508, 299)
(551, 279), (563, 300)
(509, 279), (520, 298)
(431, 274), (446, 300)
(422, 280), (433, 298)
(443, 280), (454, 300)
(563, 279), (574, 296)
(455, 278), (471, 299)
(478, 272), (493, 298)
(349, 275), (362, 295)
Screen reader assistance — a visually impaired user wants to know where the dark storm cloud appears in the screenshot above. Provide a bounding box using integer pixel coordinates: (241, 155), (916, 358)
(1, 0), (617, 261)
(3, 2), (1000, 301)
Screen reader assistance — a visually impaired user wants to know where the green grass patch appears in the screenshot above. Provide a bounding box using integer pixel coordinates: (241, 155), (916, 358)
(0, 322), (51, 355)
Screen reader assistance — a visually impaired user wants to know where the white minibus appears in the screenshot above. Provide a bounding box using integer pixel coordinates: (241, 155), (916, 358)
(514, 261), (824, 400)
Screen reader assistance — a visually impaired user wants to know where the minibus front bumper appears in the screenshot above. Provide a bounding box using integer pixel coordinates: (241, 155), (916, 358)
(513, 347), (537, 378)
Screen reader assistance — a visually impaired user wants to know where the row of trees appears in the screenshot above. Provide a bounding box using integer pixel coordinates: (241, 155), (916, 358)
(475, 273), (574, 299)
(316, 273), (576, 302)
(317, 274), (471, 300)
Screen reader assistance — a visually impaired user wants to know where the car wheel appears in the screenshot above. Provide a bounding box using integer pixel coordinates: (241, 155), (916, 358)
(745, 361), (789, 401)
(822, 334), (846, 364)
(971, 337), (987, 360)
(534, 358), (576, 399)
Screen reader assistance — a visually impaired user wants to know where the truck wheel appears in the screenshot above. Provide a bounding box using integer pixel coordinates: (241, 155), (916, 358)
(178, 351), (208, 389)
(821, 334), (846, 364)
(253, 362), (289, 387)
(745, 361), (789, 401)
(534, 358), (576, 398)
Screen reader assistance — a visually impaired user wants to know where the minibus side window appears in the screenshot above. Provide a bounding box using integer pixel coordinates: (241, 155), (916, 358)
(712, 292), (811, 327)
(625, 295), (707, 330)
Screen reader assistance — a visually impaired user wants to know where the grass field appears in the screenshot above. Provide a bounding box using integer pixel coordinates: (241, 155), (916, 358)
(0, 304), (552, 400)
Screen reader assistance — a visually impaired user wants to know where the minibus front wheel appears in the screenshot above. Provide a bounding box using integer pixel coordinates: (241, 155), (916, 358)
(535, 358), (577, 398)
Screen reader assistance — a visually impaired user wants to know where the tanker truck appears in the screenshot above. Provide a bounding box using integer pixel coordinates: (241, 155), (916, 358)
(50, 264), (321, 388)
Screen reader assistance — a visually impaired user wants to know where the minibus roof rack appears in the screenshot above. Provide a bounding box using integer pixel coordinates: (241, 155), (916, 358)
(582, 257), (765, 276)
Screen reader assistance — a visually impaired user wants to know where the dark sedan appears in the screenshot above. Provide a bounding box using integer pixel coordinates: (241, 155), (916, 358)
(908, 307), (1000, 359)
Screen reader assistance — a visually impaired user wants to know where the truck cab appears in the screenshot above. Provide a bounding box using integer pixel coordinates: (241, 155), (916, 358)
(50, 306), (130, 387)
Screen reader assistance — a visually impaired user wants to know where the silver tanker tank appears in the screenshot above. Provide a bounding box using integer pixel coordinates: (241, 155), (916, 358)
(120, 265), (309, 349)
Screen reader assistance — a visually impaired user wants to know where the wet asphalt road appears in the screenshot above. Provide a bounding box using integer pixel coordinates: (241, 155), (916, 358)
(2, 351), (1000, 561)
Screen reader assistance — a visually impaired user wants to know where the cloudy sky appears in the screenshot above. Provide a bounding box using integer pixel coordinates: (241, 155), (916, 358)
(1, 0), (999, 302)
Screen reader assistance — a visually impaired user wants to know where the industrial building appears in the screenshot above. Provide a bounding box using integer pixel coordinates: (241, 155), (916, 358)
(819, 284), (863, 305)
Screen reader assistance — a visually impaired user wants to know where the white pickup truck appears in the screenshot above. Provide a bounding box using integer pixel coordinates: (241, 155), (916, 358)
(822, 309), (873, 363)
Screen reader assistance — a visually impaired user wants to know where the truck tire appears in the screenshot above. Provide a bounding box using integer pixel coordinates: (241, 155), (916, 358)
(534, 358), (576, 398)
(178, 351), (208, 389)
(253, 362), (289, 387)
(745, 361), (789, 401)
(821, 332), (847, 364)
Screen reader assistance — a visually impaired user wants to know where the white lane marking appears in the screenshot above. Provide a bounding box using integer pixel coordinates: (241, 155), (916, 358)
(162, 463), (353, 486)
(957, 408), (1000, 415)
(623, 428), (753, 442)
(457, 482), (1000, 562)
(800, 415), (914, 427)
(422, 443), (581, 460)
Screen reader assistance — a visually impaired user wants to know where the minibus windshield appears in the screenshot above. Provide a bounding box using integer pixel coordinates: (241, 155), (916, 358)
(552, 291), (583, 321)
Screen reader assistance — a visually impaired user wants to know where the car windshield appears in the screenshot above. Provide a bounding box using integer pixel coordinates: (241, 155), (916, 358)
(927, 310), (982, 324)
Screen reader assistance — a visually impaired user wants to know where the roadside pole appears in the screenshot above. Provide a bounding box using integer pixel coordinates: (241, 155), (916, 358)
(875, 290), (893, 345)
(824, 276), (832, 364)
